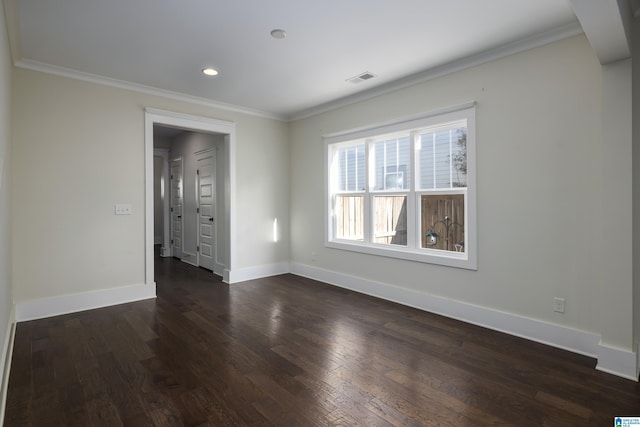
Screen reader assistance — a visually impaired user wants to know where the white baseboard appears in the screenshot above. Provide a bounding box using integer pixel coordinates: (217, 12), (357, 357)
(288, 263), (640, 380)
(0, 305), (15, 426)
(226, 262), (291, 284)
(15, 283), (157, 322)
(596, 342), (639, 381)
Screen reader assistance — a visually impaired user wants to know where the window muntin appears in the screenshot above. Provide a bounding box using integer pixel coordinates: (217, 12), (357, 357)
(326, 104), (475, 269)
(333, 144), (365, 192)
(372, 136), (410, 191)
(416, 121), (467, 190)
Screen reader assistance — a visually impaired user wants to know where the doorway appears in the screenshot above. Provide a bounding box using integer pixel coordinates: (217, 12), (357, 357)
(144, 109), (236, 286)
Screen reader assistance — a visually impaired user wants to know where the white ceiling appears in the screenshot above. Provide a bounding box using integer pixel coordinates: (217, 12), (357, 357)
(2, 1), (628, 120)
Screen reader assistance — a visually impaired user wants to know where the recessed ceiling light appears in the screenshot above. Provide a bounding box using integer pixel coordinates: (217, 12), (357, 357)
(270, 29), (287, 39)
(202, 68), (218, 76)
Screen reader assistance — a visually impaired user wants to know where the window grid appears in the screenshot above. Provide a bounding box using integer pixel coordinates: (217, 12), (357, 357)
(326, 105), (475, 269)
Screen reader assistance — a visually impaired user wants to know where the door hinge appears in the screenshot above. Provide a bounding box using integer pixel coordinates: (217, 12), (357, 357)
(170, 174), (173, 180)
(197, 246), (200, 252)
(171, 239), (174, 244)
(197, 207), (200, 213)
(197, 169), (199, 175)
(170, 207), (174, 213)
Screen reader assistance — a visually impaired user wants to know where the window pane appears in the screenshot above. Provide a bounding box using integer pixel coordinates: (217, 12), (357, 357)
(372, 136), (410, 191)
(421, 194), (464, 252)
(334, 195), (363, 240)
(335, 144), (365, 192)
(373, 195), (407, 246)
(417, 126), (467, 190)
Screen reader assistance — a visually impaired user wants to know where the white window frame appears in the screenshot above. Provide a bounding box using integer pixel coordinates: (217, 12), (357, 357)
(324, 103), (477, 270)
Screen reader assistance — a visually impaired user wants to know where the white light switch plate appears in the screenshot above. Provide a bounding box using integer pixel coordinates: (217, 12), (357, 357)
(115, 204), (132, 215)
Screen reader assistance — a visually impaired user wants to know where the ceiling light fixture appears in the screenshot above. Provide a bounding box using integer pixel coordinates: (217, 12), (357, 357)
(270, 29), (287, 39)
(202, 67), (218, 76)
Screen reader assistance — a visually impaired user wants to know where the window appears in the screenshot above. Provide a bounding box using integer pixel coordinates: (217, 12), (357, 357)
(325, 104), (476, 269)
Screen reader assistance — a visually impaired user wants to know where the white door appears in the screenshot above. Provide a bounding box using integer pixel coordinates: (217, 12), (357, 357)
(170, 157), (184, 259)
(197, 150), (216, 271)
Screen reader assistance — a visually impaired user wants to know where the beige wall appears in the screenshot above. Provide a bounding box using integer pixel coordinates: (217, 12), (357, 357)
(11, 68), (290, 302)
(289, 35), (634, 350)
(633, 16), (640, 353)
(0, 0), (13, 394)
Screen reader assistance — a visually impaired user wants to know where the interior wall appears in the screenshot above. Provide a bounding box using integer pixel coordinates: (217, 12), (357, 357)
(11, 67), (290, 303)
(598, 58), (633, 350)
(153, 155), (164, 244)
(0, 0), (13, 401)
(632, 14), (640, 355)
(289, 35), (624, 346)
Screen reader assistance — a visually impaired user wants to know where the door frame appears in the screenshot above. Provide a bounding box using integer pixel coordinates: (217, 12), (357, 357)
(145, 108), (236, 284)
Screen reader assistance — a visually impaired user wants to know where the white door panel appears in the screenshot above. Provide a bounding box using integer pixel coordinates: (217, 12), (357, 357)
(197, 150), (216, 271)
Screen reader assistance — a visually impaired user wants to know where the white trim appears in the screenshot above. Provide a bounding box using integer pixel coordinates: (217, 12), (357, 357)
(291, 22), (584, 120)
(9, 23), (582, 123)
(145, 109), (237, 289)
(323, 102), (476, 142)
(0, 306), (15, 426)
(225, 262), (291, 284)
(15, 59), (286, 121)
(325, 104), (477, 270)
(288, 263), (625, 367)
(326, 240), (471, 269)
(596, 342), (639, 381)
(14, 284), (156, 322)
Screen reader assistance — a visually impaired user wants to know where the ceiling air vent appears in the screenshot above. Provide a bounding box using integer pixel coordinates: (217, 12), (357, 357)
(346, 71), (377, 84)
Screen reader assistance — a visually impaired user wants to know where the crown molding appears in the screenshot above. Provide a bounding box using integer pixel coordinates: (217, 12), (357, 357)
(11, 21), (583, 123)
(289, 22), (584, 121)
(14, 59), (288, 122)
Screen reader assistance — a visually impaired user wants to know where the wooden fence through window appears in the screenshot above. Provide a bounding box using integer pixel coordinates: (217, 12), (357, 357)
(421, 194), (465, 251)
(335, 193), (464, 251)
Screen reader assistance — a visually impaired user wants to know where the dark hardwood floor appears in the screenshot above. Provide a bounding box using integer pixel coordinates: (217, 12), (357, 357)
(4, 253), (640, 426)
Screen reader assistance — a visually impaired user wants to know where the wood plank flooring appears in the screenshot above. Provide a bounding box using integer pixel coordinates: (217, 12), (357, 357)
(4, 254), (640, 426)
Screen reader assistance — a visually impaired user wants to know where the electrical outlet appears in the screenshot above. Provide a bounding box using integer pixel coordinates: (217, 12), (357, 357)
(115, 204), (132, 215)
(553, 297), (565, 313)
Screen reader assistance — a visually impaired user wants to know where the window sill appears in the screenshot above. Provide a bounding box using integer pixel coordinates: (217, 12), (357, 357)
(326, 240), (477, 270)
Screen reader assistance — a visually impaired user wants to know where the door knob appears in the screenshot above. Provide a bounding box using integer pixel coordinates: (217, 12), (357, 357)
(177, 215), (182, 219)
(209, 217), (214, 222)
